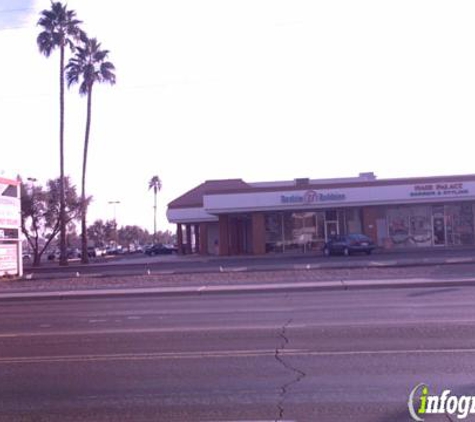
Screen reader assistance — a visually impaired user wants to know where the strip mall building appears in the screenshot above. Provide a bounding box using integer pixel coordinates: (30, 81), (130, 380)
(167, 173), (475, 256)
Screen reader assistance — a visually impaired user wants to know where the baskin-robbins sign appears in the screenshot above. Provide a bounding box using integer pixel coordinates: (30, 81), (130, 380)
(280, 189), (346, 205)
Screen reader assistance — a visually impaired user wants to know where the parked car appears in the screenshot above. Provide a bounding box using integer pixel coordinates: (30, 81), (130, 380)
(47, 250), (60, 260)
(86, 246), (100, 258)
(144, 243), (176, 256)
(106, 246), (122, 255)
(95, 247), (107, 257)
(323, 234), (376, 256)
(67, 248), (81, 259)
(134, 245), (144, 253)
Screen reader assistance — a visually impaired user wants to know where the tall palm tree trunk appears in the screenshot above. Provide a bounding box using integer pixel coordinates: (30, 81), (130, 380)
(59, 44), (68, 266)
(154, 188), (157, 240)
(81, 85), (93, 264)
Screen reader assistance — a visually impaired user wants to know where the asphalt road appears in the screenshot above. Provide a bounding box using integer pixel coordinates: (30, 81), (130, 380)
(2, 286), (475, 421)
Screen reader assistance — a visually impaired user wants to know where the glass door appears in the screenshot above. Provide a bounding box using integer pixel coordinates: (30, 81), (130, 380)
(325, 221), (339, 241)
(432, 206), (446, 246)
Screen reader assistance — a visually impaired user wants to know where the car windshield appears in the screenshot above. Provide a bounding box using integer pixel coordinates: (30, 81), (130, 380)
(348, 234), (368, 241)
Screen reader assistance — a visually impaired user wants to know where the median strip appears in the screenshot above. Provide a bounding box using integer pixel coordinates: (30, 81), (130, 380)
(2, 277), (475, 301)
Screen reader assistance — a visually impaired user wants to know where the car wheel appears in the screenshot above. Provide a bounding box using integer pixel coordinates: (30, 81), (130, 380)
(366, 250), (372, 255)
(343, 247), (350, 256)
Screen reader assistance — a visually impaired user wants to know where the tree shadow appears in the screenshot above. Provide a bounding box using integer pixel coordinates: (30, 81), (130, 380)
(407, 287), (459, 298)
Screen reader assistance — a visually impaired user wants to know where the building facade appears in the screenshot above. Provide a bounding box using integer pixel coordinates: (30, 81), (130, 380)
(167, 173), (475, 256)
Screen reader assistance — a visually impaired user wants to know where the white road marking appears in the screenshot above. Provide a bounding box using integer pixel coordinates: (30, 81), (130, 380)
(0, 325), (298, 338)
(88, 319), (107, 323)
(293, 264), (314, 270)
(221, 267), (248, 272)
(369, 261), (397, 266)
(2, 318), (475, 338)
(0, 349), (287, 364)
(446, 257), (473, 263)
(2, 347), (475, 365)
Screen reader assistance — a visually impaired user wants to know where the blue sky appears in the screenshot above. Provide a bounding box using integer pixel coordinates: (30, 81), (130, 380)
(2, 0), (475, 233)
(0, 1), (34, 28)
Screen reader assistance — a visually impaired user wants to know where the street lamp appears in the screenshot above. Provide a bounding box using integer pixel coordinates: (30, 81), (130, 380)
(108, 201), (121, 222)
(108, 201), (121, 246)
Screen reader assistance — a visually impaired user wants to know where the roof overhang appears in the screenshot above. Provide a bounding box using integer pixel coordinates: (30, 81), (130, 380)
(167, 207), (218, 224)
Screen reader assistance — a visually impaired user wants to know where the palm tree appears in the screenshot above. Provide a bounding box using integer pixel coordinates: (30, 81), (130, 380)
(66, 36), (116, 264)
(148, 176), (162, 241)
(37, 2), (83, 266)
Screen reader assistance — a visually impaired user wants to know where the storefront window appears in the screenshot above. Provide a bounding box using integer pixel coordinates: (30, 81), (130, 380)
(409, 206), (432, 246)
(289, 212), (318, 252)
(325, 209), (337, 221)
(265, 213), (283, 253)
(385, 204), (474, 248)
(345, 208), (362, 234)
(446, 204), (474, 246)
(265, 211), (326, 253)
(387, 207), (411, 246)
(387, 206), (432, 247)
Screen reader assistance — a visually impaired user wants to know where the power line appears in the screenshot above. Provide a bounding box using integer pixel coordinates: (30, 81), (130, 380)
(0, 5), (39, 31)
(0, 7), (36, 14)
(0, 24), (34, 32)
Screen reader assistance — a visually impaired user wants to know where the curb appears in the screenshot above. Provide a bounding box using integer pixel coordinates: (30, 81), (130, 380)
(2, 277), (475, 302)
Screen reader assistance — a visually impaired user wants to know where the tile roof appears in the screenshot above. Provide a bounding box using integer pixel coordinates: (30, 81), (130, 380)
(168, 179), (251, 209)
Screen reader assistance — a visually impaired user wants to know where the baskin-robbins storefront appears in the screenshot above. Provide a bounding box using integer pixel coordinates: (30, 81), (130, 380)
(166, 173), (475, 256)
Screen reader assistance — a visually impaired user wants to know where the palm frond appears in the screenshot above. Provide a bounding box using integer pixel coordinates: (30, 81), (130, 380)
(37, 2), (83, 54)
(148, 176), (162, 192)
(37, 31), (54, 57)
(66, 34), (116, 93)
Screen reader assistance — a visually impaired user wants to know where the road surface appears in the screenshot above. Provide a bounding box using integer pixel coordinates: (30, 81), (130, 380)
(1, 285), (475, 421)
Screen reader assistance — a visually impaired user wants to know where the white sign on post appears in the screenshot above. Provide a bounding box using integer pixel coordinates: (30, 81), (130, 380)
(0, 244), (18, 275)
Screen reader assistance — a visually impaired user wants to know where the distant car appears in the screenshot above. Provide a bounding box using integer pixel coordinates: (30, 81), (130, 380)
(94, 247), (107, 257)
(145, 244), (176, 256)
(323, 234), (376, 256)
(106, 246), (121, 255)
(67, 248), (81, 259)
(47, 250), (60, 260)
(86, 246), (100, 258)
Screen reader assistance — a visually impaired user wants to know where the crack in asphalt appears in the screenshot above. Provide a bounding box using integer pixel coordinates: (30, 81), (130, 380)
(275, 318), (306, 422)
